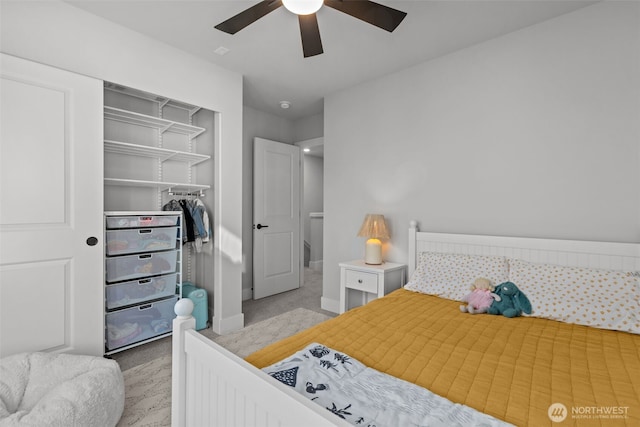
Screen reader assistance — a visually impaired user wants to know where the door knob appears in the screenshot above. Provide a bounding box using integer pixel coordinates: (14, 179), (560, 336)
(256, 224), (269, 230)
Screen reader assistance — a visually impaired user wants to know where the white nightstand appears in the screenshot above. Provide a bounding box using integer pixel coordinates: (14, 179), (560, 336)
(339, 260), (406, 313)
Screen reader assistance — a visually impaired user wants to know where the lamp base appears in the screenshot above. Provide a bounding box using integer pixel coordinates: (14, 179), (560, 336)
(364, 238), (383, 265)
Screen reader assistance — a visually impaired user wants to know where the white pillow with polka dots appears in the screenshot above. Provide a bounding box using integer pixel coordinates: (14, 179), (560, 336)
(404, 252), (509, 301)
(508, 259), (640, 334)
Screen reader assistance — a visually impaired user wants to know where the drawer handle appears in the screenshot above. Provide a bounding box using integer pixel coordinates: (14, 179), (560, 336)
(139, 216), (153, 221)
(138, 229), (152, 234)
(139, 303), (153, 311)
(358, 279), (363, 283)
(138, 254), (152, 260)
(138, 279), (152, 285)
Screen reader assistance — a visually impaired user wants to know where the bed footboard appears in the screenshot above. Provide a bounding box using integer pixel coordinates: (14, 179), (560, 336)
(171, 300), (348, 427)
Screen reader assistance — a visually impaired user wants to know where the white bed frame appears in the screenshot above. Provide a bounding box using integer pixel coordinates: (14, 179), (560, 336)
(171, 221), (640, 427)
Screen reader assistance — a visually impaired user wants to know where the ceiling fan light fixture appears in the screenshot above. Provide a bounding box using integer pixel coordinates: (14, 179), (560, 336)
(282, 0), (323, 15)
(214, 0), (407, 58)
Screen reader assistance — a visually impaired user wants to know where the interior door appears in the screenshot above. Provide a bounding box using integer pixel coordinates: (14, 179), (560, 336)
(253, 137), (301, 299)
(0, 54), (104, 357)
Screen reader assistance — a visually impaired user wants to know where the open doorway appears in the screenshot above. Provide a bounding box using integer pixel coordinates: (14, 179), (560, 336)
(253, 137), (301, 299)
(242, 137), (326, 323)
(296, 138), (324, 273)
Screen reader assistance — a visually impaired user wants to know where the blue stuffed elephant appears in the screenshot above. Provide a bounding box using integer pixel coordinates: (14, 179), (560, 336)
(487, 282), (532, 318)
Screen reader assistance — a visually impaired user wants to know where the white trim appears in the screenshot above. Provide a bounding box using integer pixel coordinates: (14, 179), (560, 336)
(300, 149), (305, 289)
(309, 260), (323, 272)
(172, 311), (349, 427)
(321, 296), (340, 314)
(210, 312), (244, 335)
(408, 220), (418, 277)
(171, 313), (195, 426)
(409, 223), (640, 278)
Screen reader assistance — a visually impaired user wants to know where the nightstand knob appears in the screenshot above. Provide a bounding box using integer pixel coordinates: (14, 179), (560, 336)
(358, 279), (363, 283)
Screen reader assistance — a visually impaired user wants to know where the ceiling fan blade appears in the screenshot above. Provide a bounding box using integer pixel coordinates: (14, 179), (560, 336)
(299, 14), (324, 58)
(215, 0), (283, 34)
(324, 0), (407, 32)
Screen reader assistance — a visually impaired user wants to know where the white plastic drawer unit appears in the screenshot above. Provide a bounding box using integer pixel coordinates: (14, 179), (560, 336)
(105, 250), (178, 283)
(105, 296), (178, 351)
(105, 226), (178, 255)
(105, 273), (178, 310)
(105, 215), (179, 229)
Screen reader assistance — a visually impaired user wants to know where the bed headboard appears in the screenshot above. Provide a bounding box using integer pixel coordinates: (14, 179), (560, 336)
(408, 220), (640, 277)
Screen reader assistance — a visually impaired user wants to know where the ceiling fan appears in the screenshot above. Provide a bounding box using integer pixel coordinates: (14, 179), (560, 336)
(214, 0), (407, 58)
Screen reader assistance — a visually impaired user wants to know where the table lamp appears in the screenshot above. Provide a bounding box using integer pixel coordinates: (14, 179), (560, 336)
(357, 214), (390, 265)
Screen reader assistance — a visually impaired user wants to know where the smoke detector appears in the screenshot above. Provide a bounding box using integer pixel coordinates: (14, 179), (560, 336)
(214, 46), (230, 56)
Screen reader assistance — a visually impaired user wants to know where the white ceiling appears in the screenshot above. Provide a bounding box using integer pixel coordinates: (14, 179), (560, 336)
(67, 0), (594, 120)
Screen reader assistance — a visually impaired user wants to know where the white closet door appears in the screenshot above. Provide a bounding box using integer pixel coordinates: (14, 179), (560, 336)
(0, 54), (104, 357)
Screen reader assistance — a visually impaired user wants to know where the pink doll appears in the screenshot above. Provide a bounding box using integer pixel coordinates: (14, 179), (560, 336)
(460, 278), (501, 314)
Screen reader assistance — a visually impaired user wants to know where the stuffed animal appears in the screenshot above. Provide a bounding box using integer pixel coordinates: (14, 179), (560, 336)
(487, 281), (532, 318)
(460, 278), (501, 314)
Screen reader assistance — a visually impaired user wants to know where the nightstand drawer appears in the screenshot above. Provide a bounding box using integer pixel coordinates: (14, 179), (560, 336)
(345, 270), (378, 293)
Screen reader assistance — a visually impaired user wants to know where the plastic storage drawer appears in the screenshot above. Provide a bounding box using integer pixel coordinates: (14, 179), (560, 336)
(105, 296), (178, 351)
(106, 227), (178, 255)
(105, 273), (178, 310)
(105, 250), (178, 283)
(106, 215), (179, 229)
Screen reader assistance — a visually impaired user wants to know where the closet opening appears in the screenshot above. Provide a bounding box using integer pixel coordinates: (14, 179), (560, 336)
(103, 82), (216, 351)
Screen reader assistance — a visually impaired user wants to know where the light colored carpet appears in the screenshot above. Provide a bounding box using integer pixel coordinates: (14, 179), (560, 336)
(117, 307), (331, 427)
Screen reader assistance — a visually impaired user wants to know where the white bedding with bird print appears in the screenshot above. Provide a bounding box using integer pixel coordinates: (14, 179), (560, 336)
(262, 343), (513, 427)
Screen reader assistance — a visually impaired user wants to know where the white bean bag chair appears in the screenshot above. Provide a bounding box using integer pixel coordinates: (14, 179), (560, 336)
(0, 352), (124, 427)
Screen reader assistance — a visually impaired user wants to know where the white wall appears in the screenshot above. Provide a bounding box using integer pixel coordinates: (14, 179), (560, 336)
(323, 1), (640, 309)
(302, 155), (324, 245)
(295, 113), (325, 266)
(1, 0), (245, 333)
(294, 113), (324, 142)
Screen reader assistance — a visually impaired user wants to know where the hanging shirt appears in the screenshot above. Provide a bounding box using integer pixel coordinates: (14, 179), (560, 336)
(162, 199), (195, 243)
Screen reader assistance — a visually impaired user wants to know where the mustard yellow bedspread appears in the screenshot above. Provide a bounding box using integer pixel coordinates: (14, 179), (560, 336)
(246, 289), (640, 427)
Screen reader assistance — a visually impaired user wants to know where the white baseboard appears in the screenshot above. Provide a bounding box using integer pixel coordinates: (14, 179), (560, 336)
(321, 296), (339, 314)
(309, 260), (323, 272)
(211, 312), (245, 335)
(242, 288), (253, 301)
